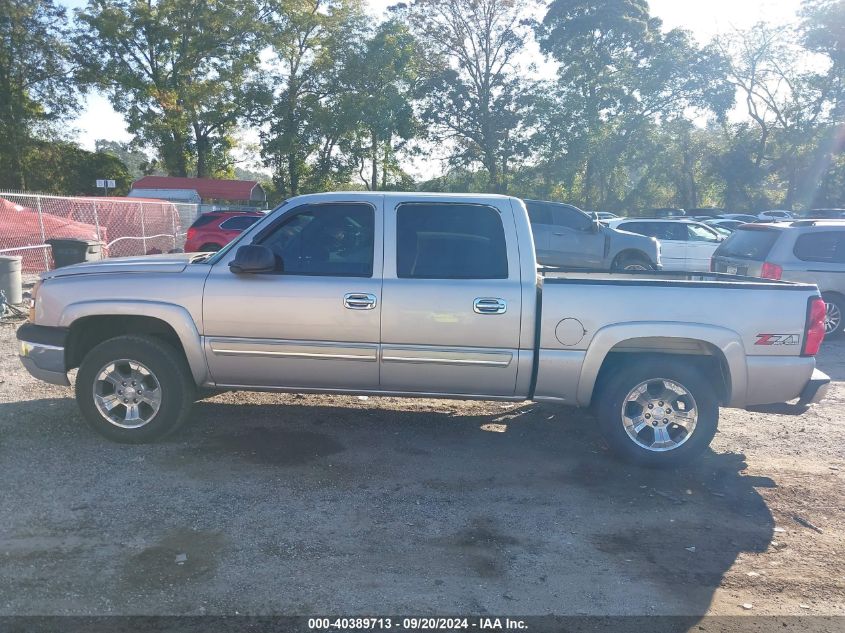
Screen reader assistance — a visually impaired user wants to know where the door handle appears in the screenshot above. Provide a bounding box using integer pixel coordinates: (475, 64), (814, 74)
(553, 232), (567, 236)
(473, 297), (507, 314)
(344, 293), (377, 310)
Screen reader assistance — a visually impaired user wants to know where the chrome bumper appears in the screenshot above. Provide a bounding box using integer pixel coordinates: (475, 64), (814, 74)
(17, 324), (70, 387)
(798, 368), (831, 406)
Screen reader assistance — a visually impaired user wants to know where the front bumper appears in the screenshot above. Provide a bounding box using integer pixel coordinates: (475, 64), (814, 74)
(798, 368), (831, 406)
(17, 323), (70, 387)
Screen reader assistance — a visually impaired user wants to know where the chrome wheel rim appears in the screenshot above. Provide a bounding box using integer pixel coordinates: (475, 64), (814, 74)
(624, 263), (649, 271)
(621, 378), (698, 452)
(93, 359), (162, 429)
(824, 301), (841, 334)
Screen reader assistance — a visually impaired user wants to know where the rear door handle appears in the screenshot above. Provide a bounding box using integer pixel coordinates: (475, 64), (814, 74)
(344, 293), (377, 310)
(473, 297), (507, 314)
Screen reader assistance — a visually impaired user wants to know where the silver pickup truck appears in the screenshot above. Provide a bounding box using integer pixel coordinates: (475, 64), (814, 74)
(18, 192), (831, 466)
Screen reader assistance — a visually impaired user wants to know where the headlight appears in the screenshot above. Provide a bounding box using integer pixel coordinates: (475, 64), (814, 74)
(28, 280), (41, 322)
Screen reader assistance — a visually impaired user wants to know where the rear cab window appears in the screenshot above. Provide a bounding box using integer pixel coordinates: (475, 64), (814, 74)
(715, 227), (781, 260)
(396, 203), (508, 279)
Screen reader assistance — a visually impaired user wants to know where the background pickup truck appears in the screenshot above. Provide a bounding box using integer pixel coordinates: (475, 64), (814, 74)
(18, 192), (830, 466)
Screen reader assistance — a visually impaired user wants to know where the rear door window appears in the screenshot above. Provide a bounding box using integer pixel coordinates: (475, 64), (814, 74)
(715, 228), (781, 260)
(525, 202), (552, 225)
(396, 203), (508, 279)
(552, 205), (592, 231)
(793, 231), (845, 263)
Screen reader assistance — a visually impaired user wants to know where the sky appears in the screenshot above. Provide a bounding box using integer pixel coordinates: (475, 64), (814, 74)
(66, 0), (808, 172)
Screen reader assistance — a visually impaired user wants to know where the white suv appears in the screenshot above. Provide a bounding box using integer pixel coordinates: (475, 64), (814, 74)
(606, 218), (724, 272)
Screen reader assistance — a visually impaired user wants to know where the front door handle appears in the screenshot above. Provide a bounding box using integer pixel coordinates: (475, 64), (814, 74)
(473, 297), (507, 314)
(344, 293), (377, 310)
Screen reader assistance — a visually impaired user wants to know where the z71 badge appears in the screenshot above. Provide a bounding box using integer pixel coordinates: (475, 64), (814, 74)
(755, 334), (800, 346)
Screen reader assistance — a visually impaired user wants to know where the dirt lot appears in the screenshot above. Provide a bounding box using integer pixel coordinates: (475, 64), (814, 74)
(0, 317), (843, 618)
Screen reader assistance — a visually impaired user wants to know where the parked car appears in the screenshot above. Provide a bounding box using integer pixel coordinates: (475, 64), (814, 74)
(19, 192), (830, 467)
(606, 218), (724, 271)
(801, 209), (845, 219)
(711, 220), (845, 337)
(720, 213), (761, 223)
(758, 210), (794, 221)
(686, 208), (725, 218)
(525, 200), (660, 271)
(642, 208), (686, 218)
(184, 210), (265, 252)
(704, 218), (745, 234)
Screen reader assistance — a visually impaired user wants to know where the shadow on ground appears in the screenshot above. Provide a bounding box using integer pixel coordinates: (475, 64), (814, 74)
(0, 396), (774, 617)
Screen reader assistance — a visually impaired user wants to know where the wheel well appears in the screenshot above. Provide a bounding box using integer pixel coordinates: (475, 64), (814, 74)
(65, 315), (186, 370)
(593, 338), (731, 404)
(612, 249), (651, 266)
(821, 290), (844, 303)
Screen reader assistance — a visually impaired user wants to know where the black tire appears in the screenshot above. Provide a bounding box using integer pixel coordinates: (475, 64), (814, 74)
(594, 357), (719, 467)
(198, 243), (222, 252)
(613, 252), (653, 271)
(822, 293), (844, 339)
(75, 335), (195, 443)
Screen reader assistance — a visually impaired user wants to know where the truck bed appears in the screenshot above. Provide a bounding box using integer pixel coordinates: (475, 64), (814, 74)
(534, 267), (820, 409)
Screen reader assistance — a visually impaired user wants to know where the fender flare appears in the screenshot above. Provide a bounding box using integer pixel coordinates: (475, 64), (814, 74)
(576, 321), (747, 408)
(59, 300), (207, 385)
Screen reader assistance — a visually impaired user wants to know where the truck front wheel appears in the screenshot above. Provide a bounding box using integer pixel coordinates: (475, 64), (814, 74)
(612, 252), (652, 271)
(594, 359), (718, 467)
(75, 335), (195, 443)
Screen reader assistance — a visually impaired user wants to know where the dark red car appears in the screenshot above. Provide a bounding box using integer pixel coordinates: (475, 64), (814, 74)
(184, 211), (265, 252)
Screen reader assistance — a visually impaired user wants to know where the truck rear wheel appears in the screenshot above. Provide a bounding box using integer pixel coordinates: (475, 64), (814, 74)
(594, 358), (718, 467)
(75, 335), (195, 443)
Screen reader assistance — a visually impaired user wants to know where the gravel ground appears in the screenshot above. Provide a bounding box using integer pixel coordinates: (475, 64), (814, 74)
(0, 317), (843, 618)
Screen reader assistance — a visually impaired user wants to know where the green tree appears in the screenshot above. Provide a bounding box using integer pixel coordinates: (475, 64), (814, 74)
(75, 0), (262, 177)
(536, 0), (732, 210)
(0, 0), (81, 189)
(344, 20), (419, 190)
(25, 141), (131, 195)
(94, 139), (161, 179)
(260, 0), (366, 196)
(403, 0), (534, 193)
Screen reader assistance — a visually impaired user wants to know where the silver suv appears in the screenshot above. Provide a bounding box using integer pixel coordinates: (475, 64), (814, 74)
(711, 220), (845, 336)
(525, 200), (661, 270)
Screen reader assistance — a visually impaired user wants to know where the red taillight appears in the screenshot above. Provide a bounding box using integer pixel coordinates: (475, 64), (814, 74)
(761, 261), (782, 279)
(186, 227), (196, 241)
(803, 297), (826, 356)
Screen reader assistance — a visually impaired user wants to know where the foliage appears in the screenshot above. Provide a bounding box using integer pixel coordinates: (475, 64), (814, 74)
(75, 0), (263, 178)
(402, 0), (533, 193)
(25, 141), (131, 195)
(0, 0), (843, 210)
(0, 0), (81, 189)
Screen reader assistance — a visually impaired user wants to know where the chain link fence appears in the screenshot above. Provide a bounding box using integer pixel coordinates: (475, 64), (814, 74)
(0, 192), (200, 273)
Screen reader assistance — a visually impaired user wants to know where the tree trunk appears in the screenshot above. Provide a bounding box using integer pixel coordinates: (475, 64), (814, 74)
(370, 130), (378, 191)
(195, 129), (208, 178)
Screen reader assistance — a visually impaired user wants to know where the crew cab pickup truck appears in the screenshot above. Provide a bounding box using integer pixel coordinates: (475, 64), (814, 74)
(18, 192), (831, 466)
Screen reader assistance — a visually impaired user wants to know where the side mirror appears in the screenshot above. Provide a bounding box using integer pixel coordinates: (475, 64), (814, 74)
(229, 244), (276, 274)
